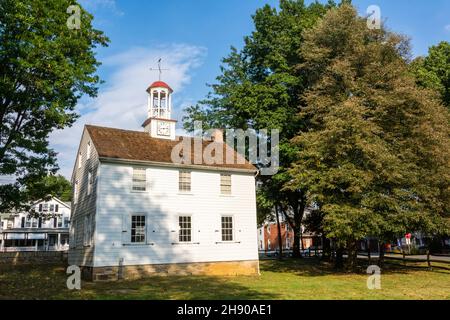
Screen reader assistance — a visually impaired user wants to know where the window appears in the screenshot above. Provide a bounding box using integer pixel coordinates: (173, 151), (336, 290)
(132, 167), (146, 191)
(74, 180), (79, 204)
(32, 219), (38, 228)
(179, 171), (191, 192)
(78, 152), (82, 169)
(42, 203), (48, 212)
(64, 217), (70, 228)
(55, 204), (59, 213)
(69, 219), (76, 249)
(221, 216), (233, 241)
(220, 174), (232, 195)
(131, 215), (146, 243)
(58, 218), (63, 228)
(87, 141), (91, 160)
(83, 215), (92, 246)
(50, 204), (54, 212)
(88, 170), (93, 195)
(38, 204), (43, 212)
(178, 216), (191, 242)
(25, 217), (31, 228)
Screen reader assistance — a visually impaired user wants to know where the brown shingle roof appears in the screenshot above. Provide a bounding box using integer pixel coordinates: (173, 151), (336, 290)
(85, 125), (256, 172)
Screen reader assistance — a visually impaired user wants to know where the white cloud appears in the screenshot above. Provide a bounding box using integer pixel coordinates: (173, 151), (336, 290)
(50, 43), (207, 179)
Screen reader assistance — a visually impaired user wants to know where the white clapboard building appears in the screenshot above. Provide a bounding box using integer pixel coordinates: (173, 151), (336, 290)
(69, 80), (259, 281)
(0, 197), (71, 252)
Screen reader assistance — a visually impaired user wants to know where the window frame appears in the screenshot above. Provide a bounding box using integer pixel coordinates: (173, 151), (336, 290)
(78, 152), (82, 169)
(87, 141), (91, 160)
(220, 174), (232, 195)
(178, 215), (192, 243)
(221, 215), (234, 242)
(83, 215), (92, 247)
(178, 171), (191, 193)
(88, 170), (93, 195)
(74, 180), (79, 204)
(130, 214), (146, 244)
(131, 167), (147, 192)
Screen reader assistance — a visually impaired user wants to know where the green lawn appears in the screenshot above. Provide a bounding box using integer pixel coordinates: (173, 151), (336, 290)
(0, 259), (449, 300)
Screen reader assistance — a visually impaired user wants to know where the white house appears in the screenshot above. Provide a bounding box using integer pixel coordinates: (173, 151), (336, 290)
(0, 197), (71, 252)
(69, 80), (259, 281)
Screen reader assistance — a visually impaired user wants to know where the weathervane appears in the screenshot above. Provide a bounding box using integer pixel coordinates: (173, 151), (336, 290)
(149, 58), (169, 81)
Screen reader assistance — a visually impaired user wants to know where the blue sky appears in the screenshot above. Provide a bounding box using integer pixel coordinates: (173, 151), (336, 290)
(51, 0), (450, 178)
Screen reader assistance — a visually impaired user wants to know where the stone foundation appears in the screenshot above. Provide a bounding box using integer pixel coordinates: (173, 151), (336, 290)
(83, 260), (260, 281)
(0, 251), (68, 265)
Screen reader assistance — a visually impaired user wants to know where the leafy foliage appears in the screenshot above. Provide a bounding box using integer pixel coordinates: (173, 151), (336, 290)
(288, 4), (450, 255)
(26, 174), (72, 203)
(183, 0), (338, 257)
(0, 0), (109, 210)
(411, 41), (450, 109)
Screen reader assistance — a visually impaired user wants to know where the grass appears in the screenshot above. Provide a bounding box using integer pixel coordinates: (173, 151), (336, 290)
(0, 258), (449, 300)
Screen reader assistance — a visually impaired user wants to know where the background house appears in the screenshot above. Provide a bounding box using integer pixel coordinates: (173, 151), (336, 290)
(0, 197), (71, 252)
(258, 213), (318, 256)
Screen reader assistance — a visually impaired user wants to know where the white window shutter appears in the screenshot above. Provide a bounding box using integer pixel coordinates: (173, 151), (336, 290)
(234, 215), (240, 243)
(122, 213), (130, 245)
(190, 215), (195, 243)
(216, 215), (222, 243)
(146, 213), (152, 244)
(171, 216), (179, 243)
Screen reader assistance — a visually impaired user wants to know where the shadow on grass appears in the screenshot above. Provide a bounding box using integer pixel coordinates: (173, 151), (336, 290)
(0, 264), (278, 300)
(259, 257), (450, 277)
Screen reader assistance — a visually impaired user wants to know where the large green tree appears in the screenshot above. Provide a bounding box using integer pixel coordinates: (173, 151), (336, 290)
(183, 0), (338, 258)
(287, 4), (450, 269)
(26, 174), (72, 202)
(0, 0), (109, 211)
(411, 41), (450, 109)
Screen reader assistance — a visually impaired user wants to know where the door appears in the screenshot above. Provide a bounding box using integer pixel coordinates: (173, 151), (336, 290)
(48, 234), (57, 250)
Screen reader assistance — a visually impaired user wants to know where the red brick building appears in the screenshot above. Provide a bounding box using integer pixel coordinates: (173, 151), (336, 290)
(257, 221), (315, 253)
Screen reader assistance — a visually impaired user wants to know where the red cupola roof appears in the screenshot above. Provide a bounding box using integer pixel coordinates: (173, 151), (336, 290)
(147, 81), (173, 93)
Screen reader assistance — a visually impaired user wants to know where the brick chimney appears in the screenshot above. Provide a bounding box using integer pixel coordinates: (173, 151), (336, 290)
(211, 129), (223, 143)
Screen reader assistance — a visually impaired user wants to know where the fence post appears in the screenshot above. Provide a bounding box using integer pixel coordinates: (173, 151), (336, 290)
(402, 248), (406, 266)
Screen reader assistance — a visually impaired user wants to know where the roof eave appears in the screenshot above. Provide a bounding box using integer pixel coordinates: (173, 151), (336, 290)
(98, 157), (257, 174)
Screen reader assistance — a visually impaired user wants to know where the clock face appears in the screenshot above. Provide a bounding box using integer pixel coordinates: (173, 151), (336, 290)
(157, 121), (170, 136)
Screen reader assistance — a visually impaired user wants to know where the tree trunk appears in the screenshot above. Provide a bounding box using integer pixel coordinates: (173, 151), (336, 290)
(275, 205), (283, 260)
(346, 239), (358, 271)
(335, 245), (344, 270)
(367, 239), (371, 265)
(292, 226), (302, 258)
(321, 236), (332, 261)
(378, 241), (385, 269)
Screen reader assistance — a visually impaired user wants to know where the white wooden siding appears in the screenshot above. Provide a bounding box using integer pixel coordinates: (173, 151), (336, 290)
(68, 128), (99, 266)
(92, 163), (258, 267)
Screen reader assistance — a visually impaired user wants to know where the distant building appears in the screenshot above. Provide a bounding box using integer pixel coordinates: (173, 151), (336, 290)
(0, 197), (71, 252)
(257, 214), (317, 254)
